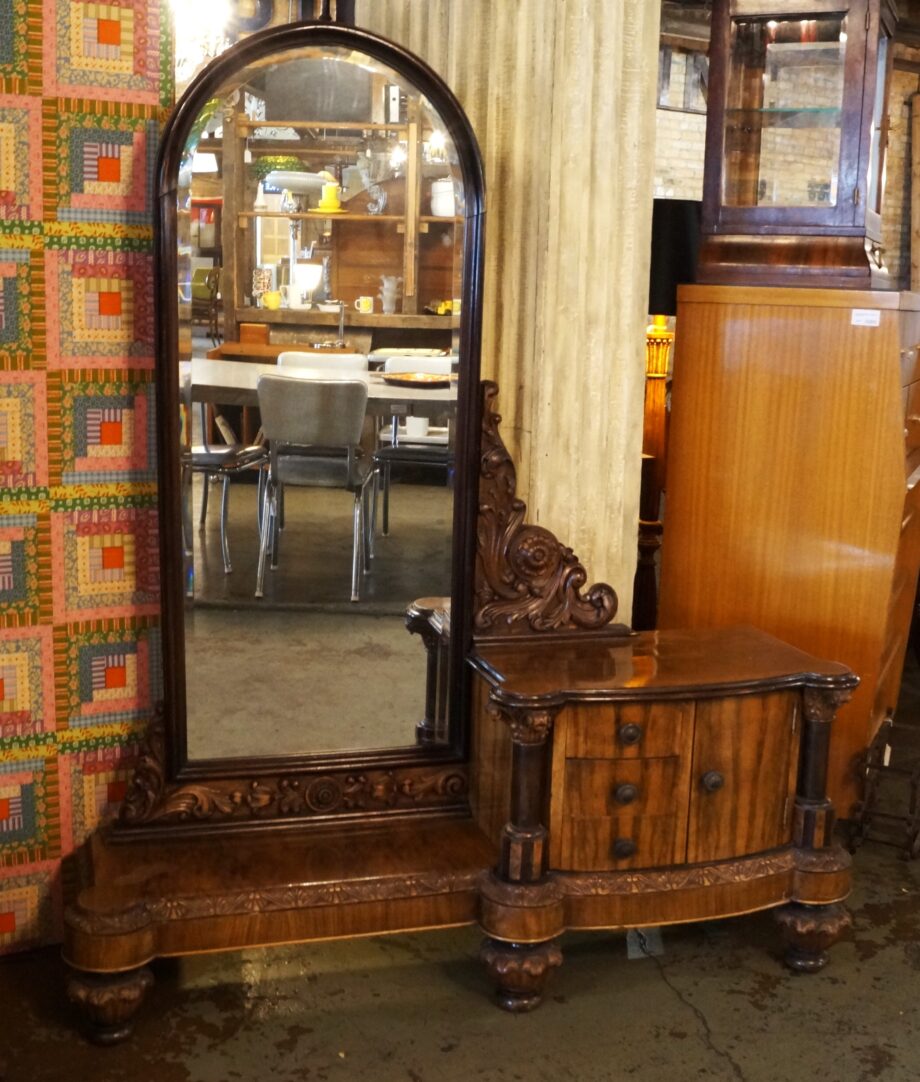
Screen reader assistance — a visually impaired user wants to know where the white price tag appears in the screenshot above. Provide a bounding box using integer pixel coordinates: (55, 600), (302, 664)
(851, 309), (881, 327)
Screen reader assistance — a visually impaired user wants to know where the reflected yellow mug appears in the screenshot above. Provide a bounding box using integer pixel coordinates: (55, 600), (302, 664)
(262, 290), (282, 310)
(354, 296), (374, 314)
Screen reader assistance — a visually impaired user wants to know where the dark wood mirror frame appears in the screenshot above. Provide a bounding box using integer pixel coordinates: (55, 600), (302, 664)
(126, 19), (486, 834)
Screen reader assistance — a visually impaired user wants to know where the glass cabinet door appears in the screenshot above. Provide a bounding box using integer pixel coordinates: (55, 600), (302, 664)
(723, 13), (849, 209)
(704, 0), (884, 233)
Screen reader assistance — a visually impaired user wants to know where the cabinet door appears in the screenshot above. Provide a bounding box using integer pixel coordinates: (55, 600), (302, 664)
(687, 692), (798, 864)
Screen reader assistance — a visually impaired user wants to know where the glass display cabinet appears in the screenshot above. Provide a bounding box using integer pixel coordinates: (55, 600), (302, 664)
(699, 0), (897, 287)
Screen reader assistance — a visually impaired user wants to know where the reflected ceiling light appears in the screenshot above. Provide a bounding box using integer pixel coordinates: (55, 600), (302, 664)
(191, 152), (219, 173)
(170, 0), (232, 88)
(389, 143), (407, 170)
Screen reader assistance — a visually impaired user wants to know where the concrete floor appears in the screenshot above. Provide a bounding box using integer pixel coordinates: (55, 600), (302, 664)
(2, 840), (920, 1082)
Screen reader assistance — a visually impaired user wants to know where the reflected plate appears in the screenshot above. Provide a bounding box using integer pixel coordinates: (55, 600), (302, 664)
(381, 372), (454, 389)
(308, 207), (347, 214)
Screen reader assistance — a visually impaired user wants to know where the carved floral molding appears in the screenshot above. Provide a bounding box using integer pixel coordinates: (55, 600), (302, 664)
(474, 381), (621, 638)
(120, 710), (467, 827)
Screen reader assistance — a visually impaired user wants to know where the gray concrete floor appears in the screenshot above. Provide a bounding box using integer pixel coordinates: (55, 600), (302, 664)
(2, 841), (920, 1082)
(5, 655), (919, 1080)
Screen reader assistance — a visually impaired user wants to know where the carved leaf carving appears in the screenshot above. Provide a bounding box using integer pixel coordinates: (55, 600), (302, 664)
(474, 381), (621, 637)
(118, 708), (469, 828)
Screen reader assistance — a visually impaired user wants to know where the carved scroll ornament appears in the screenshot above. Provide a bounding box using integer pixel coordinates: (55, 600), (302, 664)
(120, 708), (468, 828)
(474, 382), (621, 638)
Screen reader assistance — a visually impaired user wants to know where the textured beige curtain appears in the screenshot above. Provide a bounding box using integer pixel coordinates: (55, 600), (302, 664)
(356, 0), (660, 611)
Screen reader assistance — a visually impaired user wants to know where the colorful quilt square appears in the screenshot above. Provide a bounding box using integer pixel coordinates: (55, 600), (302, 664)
(0, 251), (42, 371)
(64, 744), (140, 846)
(42, 0), (162, 105)
(44, 101), (157, 223)
(45, 250), (153, 368)
(54, 619), (157, 730)
(0, 0), (42, 97)
(0, 871), (59, 954)
(52, 506), (159, 621)
(0, 371), (48, 488)
(0, 513), (52, 628)
(46, 371), (155, 483)
(0, 760), (59, 866)
(0, 97), (42, 219)
(0, 628), (55, 739)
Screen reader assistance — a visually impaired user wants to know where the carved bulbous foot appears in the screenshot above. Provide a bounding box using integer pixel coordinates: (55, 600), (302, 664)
(67, 966), (154, 1044)
(775, 902), (851, 973)
(480, 938), (562, 1012)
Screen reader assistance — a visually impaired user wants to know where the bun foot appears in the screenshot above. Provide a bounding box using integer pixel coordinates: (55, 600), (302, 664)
(775, 902), (851, 973)
(67, 966), (154, 1044)
(480, 938), (562, 1012)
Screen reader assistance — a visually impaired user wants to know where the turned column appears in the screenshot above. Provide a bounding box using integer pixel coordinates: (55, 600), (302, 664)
(479, 701), (563, 1012)
(405, 598), (450, 746)
(776, 682), (857, 973)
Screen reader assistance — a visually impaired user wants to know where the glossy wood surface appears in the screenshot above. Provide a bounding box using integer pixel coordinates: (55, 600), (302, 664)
(687, 692), (797, 863)
(564, 700), (694, 760)
(471, 626), (852, 705)
(659, 284), (917, 813)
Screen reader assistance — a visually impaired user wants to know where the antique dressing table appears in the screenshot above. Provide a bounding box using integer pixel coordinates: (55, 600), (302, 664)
(62, 11), (857, 1043)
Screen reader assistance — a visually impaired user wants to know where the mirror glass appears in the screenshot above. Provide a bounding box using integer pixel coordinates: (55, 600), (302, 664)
(174, 43), (466, 760)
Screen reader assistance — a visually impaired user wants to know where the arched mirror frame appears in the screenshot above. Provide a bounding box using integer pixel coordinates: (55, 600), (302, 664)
(127, 19), (485, 834)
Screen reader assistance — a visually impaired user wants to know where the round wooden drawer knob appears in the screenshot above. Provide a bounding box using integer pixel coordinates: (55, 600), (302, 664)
(613, 783), (639, 805)
(613, 838), (637, 859)
(617, 723), (643, 746)
(701, 770), (725, 793)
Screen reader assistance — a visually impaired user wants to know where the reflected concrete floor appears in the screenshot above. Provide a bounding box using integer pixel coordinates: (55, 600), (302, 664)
(191, 477), (452, 614)
(185, 609), (427, 758)
(183, 476), (450, 758)
(4, 842), (920, 1082)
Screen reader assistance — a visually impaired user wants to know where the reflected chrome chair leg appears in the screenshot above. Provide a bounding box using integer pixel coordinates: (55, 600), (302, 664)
(256, 465), (267, 534)
(180, 465), (194, 560)
(363, 476), (375, 565)
(270, 489), (281, 570)
(382, 461), (391, 536)
(351, 492), (362, 602)
(219, 476), (232, 574)
(198, 472), (211, 528)
(255, 482), (273, 599)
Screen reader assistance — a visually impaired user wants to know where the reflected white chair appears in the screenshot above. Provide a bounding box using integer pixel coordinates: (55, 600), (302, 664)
(372, 356), (453, 536)
(181, 402), (267, 575)
(255, 374), (374, 602)
(277, 351), (368, 371)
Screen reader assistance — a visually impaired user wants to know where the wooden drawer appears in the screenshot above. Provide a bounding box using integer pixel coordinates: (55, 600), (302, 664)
(563, 757), (684, 818)
(564, 700), (694, 760)
(556, 813), (684, 871)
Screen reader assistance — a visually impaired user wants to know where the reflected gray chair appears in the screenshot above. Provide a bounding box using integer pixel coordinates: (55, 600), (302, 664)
(181, 402), (267, 575)
(255, 373), (373, 601)
(372, 356), (453, 535)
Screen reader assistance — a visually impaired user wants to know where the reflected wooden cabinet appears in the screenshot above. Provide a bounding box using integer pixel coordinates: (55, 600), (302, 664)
(218, 97), (462, 340)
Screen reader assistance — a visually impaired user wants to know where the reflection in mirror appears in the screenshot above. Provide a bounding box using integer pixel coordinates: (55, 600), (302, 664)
(175, 44), (466, 761)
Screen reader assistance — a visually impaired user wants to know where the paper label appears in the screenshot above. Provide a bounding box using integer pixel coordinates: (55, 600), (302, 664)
(851, 309), (881, 327)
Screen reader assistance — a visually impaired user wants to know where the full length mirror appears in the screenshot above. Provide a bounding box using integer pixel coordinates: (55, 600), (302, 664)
(159, 26), (482, 770)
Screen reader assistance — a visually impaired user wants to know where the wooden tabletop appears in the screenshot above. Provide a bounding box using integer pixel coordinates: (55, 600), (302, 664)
(469, 626), (857, 706)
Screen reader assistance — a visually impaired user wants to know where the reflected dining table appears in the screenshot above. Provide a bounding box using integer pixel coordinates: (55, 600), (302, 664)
(184, 358), (458, 421)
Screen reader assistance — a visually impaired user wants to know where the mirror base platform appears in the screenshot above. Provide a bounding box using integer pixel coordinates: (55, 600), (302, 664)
(63, 815), (853, 1039)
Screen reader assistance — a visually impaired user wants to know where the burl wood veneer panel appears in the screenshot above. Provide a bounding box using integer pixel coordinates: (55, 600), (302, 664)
(660, 285), (913, 813)
(687, 692), (798, 864)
